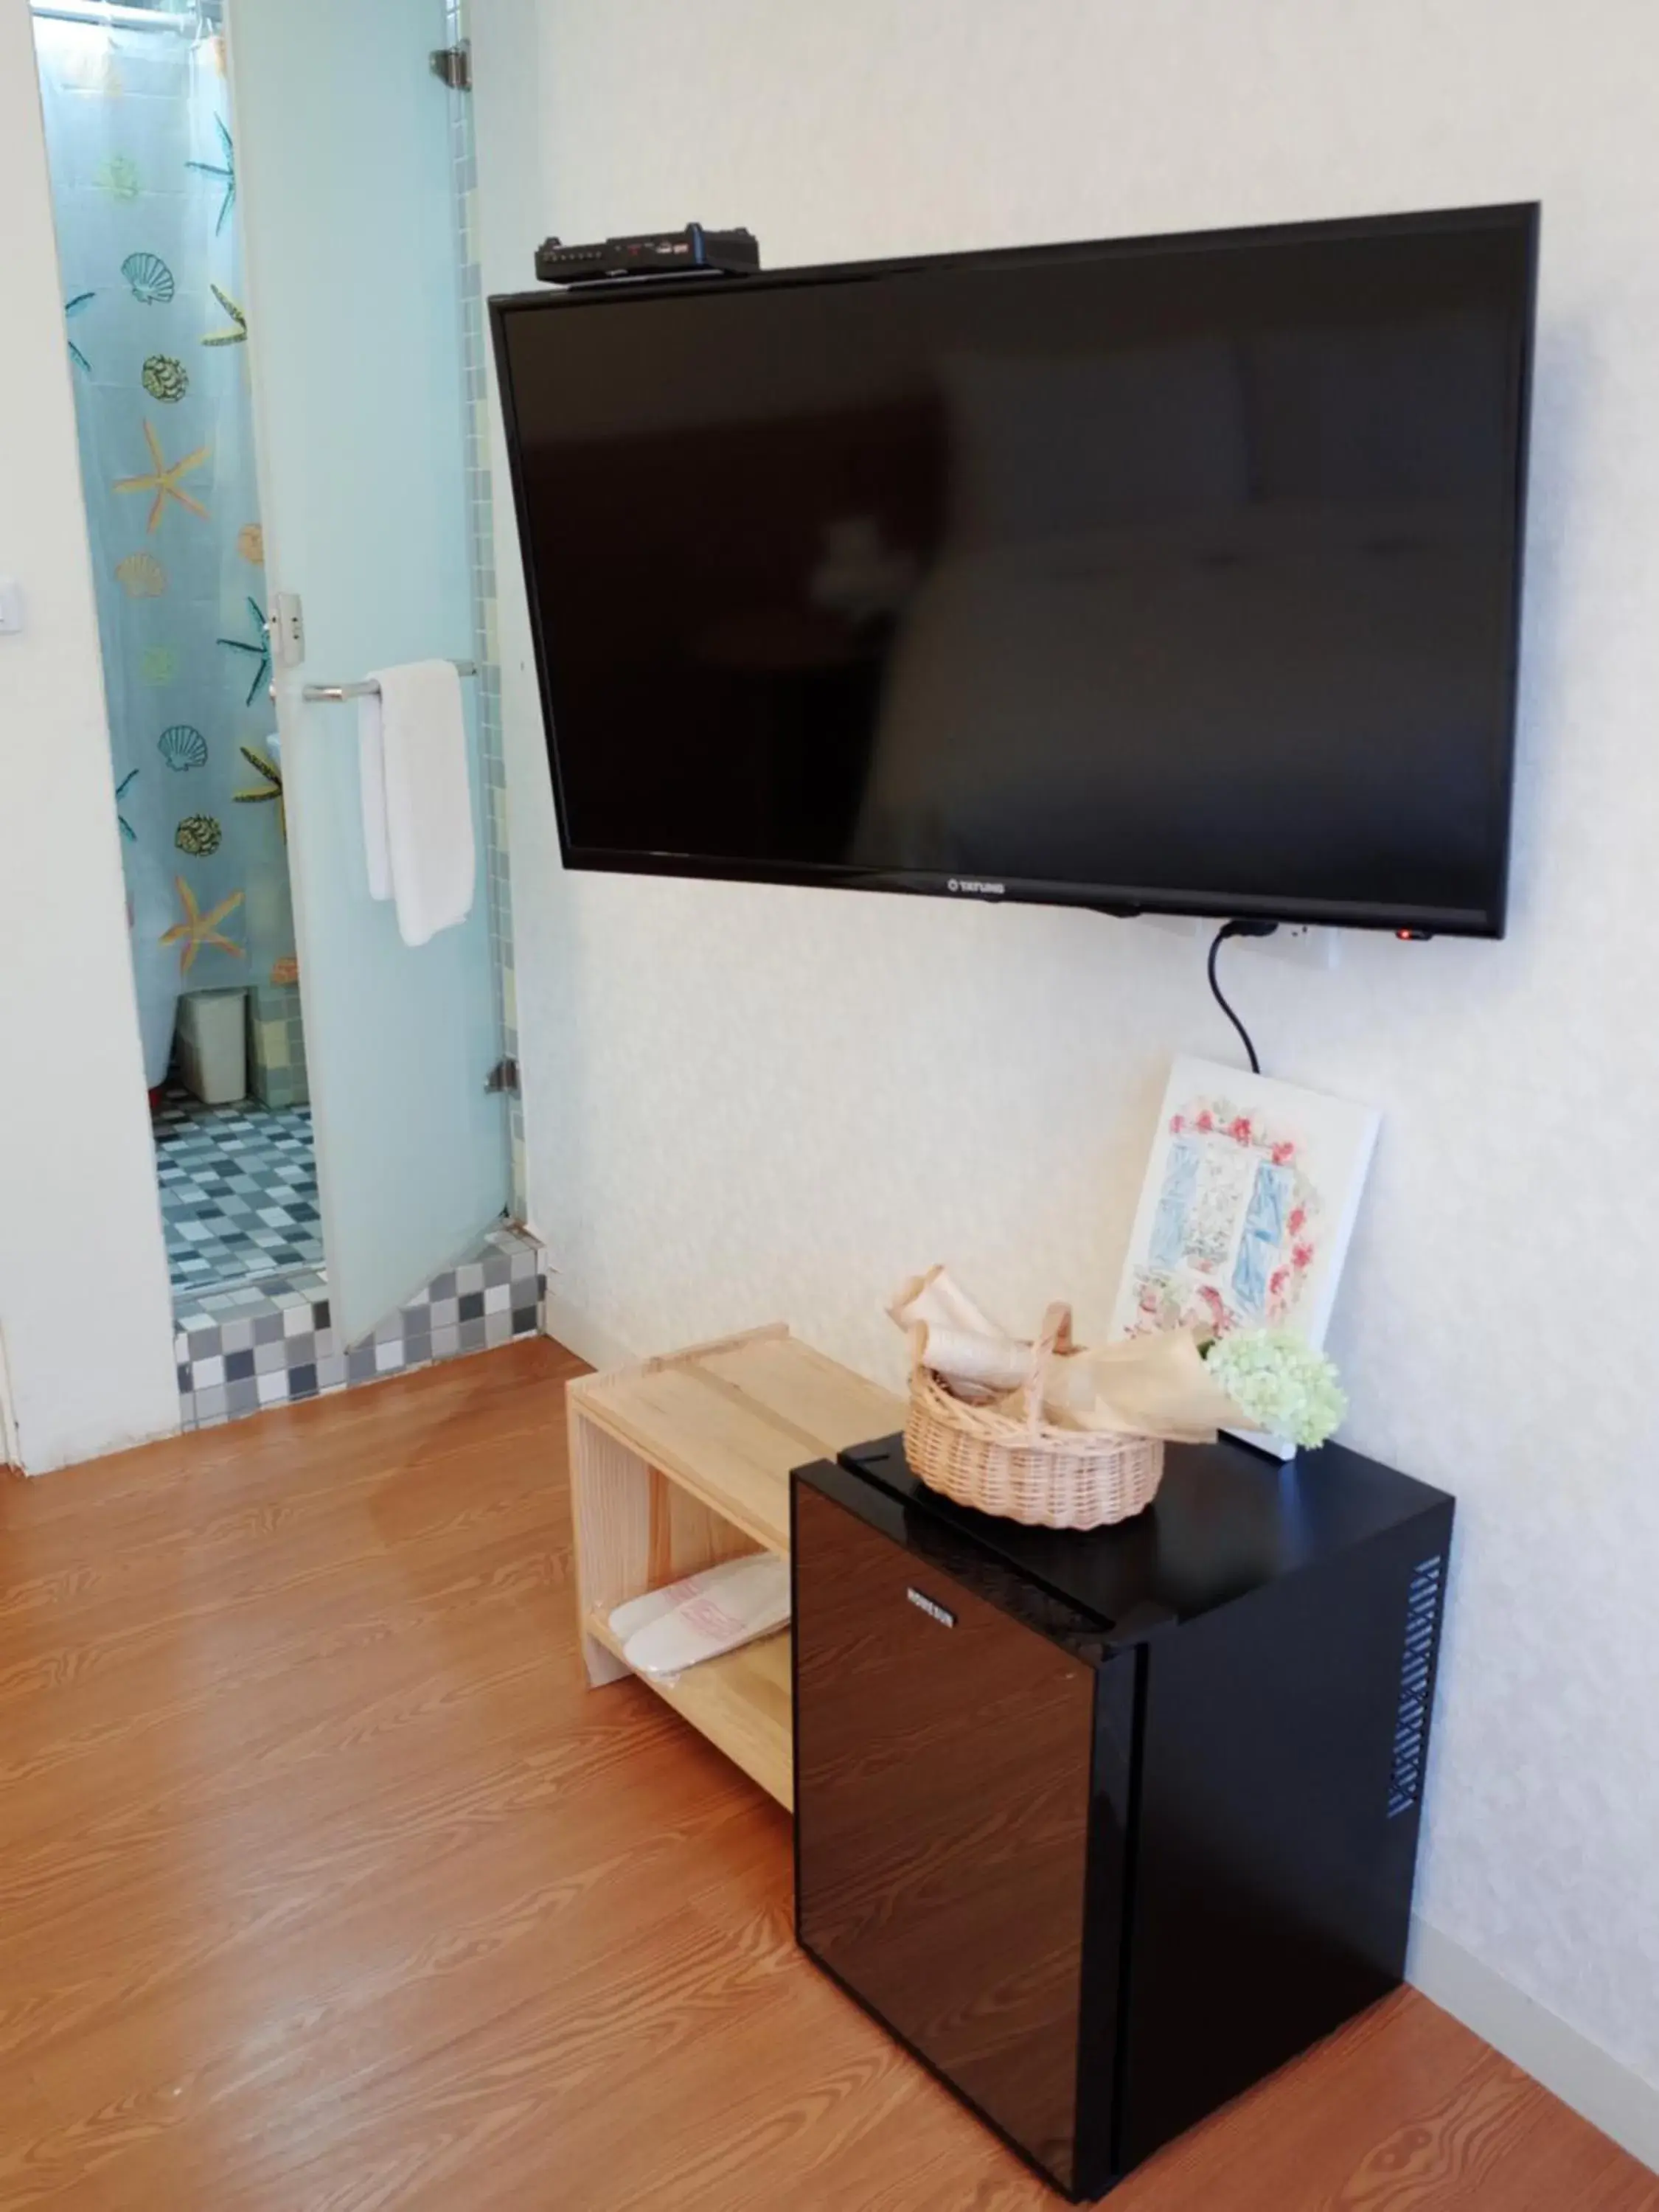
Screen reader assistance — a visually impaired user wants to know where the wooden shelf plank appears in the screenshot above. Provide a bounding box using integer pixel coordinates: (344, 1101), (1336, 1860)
(701, 1336), (906, 1470)
(587, 1609), (793, 1811)
(575, 1366), (796, 1553)
(569, 1328), (903, 1558)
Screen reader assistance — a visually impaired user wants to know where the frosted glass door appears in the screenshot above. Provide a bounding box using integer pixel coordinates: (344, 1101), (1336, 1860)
(230, 0), (506, 1344)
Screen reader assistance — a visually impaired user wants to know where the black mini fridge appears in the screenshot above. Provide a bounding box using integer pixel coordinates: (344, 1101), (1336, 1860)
(791, 1434), (1453, 2202)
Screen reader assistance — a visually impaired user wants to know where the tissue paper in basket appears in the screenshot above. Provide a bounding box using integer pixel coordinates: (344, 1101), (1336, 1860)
(887, 1265), (1242, 1437)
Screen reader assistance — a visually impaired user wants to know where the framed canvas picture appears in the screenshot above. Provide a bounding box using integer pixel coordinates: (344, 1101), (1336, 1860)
(1110, 1057), (1380, 1456)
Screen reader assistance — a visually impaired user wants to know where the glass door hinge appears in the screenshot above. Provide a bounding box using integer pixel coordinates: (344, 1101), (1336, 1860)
(484, 1057), (520, 1096)
(268, 592), (305, 668)
(431, 43), (471, 91)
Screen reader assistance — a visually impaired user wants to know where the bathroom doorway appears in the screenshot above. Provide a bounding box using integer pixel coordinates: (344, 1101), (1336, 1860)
(32, 0), (321, 1324)
(31, 0), (535, 1430)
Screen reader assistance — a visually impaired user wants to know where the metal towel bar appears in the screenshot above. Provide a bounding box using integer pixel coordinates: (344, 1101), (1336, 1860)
(302, 660), (479, 704)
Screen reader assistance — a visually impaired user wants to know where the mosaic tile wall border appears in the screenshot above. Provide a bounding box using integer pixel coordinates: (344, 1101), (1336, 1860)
(248, 981), (307, 1109)
(176, 1225), (545, 1431)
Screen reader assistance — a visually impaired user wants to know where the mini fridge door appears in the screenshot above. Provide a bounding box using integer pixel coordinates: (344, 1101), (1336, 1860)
(793, 1475), (1115, 2194)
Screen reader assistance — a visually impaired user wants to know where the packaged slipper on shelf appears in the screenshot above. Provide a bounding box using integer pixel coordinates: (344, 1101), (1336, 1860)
(611, 1554), (790, 1680)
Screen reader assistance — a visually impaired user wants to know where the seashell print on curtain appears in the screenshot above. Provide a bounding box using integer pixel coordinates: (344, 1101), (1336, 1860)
(35, 10), (297, 1020)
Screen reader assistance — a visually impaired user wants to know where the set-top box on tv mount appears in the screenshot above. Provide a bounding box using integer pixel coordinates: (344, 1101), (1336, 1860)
(534, 223), (761, 286)
(493, 204), (1537, 938)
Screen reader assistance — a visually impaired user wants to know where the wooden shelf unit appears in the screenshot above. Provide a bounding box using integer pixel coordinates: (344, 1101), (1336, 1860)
(585, 1608), (795, 1807)
(566, 1324), (904, 1812)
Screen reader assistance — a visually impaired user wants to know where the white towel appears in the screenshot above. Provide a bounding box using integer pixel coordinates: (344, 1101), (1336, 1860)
(357, 660), (476, 945)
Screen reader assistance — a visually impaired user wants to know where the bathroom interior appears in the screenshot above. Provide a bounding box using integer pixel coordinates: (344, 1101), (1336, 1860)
(33, 0), (322, 1334)
(30, 0), (541, 1433)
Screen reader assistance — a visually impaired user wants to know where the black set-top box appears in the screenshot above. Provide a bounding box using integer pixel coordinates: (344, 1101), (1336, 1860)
(534, 223), (759, 286)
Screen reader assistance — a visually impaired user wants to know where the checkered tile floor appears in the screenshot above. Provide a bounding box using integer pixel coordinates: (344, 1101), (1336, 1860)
(154, 1087), (324, 1299)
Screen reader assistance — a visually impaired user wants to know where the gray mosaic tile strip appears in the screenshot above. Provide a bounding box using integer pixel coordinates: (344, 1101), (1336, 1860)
(247, 982), (308, 1109)
(176, 1223), (545, 1432)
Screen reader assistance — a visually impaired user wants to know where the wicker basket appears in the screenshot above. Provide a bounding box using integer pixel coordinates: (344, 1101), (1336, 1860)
(905, 1301), (1165, 1530)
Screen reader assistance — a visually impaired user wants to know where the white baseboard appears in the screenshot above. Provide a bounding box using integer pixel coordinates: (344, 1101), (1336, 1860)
(538, 1284), (638, 1374)
(1409, 1915), (1659, 2174)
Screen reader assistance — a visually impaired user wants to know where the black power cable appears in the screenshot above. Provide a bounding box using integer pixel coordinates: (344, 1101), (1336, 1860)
(1206, 919), (1279, 1075)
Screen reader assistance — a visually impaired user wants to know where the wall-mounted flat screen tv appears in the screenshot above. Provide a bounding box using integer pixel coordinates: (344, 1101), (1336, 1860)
(492, 204), (1537, 936)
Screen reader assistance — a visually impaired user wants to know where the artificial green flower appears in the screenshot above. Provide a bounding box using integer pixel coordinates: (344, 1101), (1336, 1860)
(1203, 1329), (1347, 1449)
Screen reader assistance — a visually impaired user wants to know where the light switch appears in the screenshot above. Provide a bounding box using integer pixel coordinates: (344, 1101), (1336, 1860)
(0, 578), (25, 635)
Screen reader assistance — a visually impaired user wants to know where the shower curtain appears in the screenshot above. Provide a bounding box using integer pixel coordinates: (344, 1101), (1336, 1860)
(37, 15), (296, 1088)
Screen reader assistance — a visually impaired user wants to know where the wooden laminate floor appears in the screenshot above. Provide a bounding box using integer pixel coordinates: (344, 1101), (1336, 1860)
(1, 1338), (1653, 2210)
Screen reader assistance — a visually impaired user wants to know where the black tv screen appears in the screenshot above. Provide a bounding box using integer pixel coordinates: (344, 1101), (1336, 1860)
(492, 204), (1536, 936)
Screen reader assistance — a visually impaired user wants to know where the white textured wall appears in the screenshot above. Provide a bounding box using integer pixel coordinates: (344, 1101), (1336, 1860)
(481, 0), (1659, 2118)
(0, 0), (178, 1472)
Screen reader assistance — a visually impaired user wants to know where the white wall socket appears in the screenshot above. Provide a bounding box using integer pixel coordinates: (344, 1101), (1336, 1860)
(0, 577), (26, 635)
(1237, 922), (1342, 971)
(1137, 912), (1340, 970)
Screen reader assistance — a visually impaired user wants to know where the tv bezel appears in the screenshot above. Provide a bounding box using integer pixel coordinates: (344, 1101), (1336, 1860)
(490, 201), (1538, 939)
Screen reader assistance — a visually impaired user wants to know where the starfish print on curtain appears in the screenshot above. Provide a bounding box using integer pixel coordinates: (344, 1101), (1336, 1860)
(64, 291), (94, 375)
(114, 420), (210, 533)
(186, 114), (236, 235)
(161, 877), (245, 975)
(218, 598), (271, 706)
(234, 742), (286, 839)
(201, 283), (246, 347)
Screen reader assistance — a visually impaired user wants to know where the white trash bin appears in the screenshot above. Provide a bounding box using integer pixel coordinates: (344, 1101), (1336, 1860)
(175, 987), (249, 1105)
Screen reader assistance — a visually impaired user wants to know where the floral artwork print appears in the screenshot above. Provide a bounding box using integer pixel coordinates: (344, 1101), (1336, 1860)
(1110, 1057), (1380, 1455)
(1134, 1093), (1322, 1335)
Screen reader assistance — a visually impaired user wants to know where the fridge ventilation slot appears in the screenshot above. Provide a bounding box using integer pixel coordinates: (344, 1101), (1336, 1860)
(1387, 1554), (1444, 1818)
